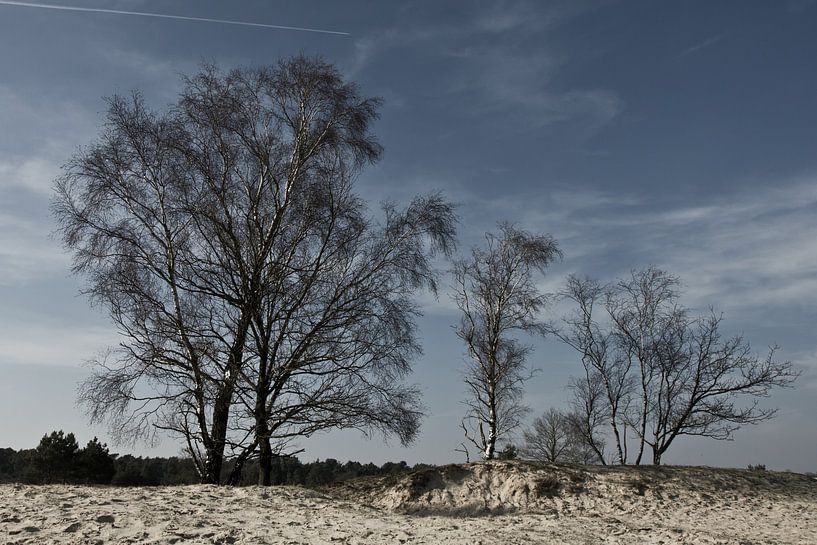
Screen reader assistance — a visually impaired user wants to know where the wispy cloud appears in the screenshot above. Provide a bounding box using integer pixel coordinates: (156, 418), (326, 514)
(636, 182), (817, 312)
(347, 0), (622, 135)
(0, 1), (350, 35)
(407, 172), (817, 324)
(444, 47), (623, 132)
(0, 156), (60, 196)
(0, 208), (67, 285)
(0, 85), (95, 159)
(0, 318), (116, 367)
(679, 34), (724, 58)
(357, 159), (817, 348)
(0, 87), (87, 282)
(552, 179), (817, 315)
(472, 0), (616, 34)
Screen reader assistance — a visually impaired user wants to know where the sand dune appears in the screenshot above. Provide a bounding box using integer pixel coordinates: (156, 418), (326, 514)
(2, 461), (815, 544)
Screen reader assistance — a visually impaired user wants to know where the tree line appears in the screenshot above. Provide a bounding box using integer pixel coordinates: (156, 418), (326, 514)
(50, 54), (798, 483)
(0, 431), (426, 486)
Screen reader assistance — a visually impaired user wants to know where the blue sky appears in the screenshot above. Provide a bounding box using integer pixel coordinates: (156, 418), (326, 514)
(0, 0), (815, 471)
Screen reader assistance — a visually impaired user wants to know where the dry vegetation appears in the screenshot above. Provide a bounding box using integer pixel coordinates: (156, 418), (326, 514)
(2, 461), (815, 544)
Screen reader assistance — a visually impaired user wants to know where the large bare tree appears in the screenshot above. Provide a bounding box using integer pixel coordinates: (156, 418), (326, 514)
(555, 267), (799, 465)
(452, 224), (561, 460)
(232, 192), (456, 485)
(53, 56), (456, 484)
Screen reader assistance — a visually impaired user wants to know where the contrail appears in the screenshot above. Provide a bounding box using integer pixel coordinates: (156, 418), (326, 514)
(0, 1), (350, 36)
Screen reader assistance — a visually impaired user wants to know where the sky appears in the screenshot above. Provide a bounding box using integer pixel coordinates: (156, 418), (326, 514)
(0, 0), (815, 472)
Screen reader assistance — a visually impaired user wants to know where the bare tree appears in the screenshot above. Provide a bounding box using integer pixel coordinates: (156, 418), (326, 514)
(566, 377), (608, 464)
(452, 224), (561, 460)
(564, 411), (607, 464)
(235, 192), (456, 485)
(520, 407), (604, 464)
(53, 56), (456, 484)
(606, 268), (682, 464)
(555, 267), (799, 465)
(454, 442), (471, 463)
(520, 408), (572, 462)
(556, 276), (631, 464)
(643, 311), (797, 464)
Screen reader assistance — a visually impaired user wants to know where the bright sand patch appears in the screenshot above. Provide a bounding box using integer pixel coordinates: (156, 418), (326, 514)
(2, 461), (815, 544)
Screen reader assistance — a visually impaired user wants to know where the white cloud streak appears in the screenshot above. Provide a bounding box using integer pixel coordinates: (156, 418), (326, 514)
(679, 34), (724, 57)
(444, 47), (623, 132)
(614, 182), (817, 312)
(0, 1), (350, 35)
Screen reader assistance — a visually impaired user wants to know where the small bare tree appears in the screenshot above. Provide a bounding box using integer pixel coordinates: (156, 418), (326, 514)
(555, 267), (799, 465)
(566, 375), (608, 464)
(520, 407), (605, 464)
(564, 411), (607, 464)
(520, 408), (572, 462)
(452, 224), (561, 460)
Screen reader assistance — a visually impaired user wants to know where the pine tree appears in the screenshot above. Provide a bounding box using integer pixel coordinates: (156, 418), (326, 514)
(32, 431), (79, 483)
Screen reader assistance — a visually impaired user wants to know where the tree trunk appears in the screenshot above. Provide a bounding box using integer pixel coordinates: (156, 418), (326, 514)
(610, 419), (625, 464)
(605, 382), (626, 464)
(652, 442), (667, 466)
(635, 393), (648, 465)
(258, 436), (273, 486)
(225, 440), (258, 485)
(202, 452), (223, 484)
(205, 321), (249, 484)
(254, 379), (273, 485)
(622, 422), (629, 464)
(484, 400), (497, 460)
(588, 436), (607, 466)
(203, 386), (233, 484)
(485, 437), (496, 459)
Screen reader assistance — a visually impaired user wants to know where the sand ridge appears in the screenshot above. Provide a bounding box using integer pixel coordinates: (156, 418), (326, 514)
(2, 461), (815, 544)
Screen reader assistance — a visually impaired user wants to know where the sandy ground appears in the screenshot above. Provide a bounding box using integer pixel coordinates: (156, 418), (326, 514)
(2, 462), (815, 544)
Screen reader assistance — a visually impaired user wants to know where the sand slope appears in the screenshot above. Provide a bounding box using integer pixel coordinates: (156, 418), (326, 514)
(2, 462), (815, 544)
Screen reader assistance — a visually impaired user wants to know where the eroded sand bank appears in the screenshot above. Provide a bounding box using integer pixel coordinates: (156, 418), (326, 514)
(2, 462), (815, 544)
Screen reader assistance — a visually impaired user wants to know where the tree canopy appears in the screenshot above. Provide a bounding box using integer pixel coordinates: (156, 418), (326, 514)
(53, 56), (456, 484)
(555, 268), (799, 465)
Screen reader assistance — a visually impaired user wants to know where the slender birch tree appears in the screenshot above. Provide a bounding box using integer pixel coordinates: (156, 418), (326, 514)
(453, 224), (561, 460)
